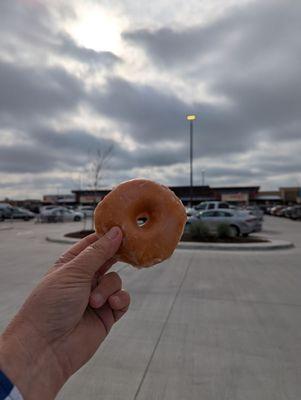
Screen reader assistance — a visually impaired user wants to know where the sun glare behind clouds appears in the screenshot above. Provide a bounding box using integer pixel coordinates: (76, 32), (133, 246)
(69, 4), (123, 54)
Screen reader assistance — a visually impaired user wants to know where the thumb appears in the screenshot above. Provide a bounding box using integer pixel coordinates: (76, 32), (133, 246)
(66, 226), (123, 278)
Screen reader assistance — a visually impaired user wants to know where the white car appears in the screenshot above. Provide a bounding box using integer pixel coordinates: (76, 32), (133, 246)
(195, 201), (231, 211)
(185, 207), (198, 217)
(39, 205), (60, 215)
(40, 207), (84, 222)
(76, 206), (95, 217)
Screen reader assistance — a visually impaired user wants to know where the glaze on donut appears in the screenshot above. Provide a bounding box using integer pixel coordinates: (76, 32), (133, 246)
(94, 179), (187, 268)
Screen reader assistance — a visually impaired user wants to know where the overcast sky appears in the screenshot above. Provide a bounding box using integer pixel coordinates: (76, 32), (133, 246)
(0, 0), (300, 199)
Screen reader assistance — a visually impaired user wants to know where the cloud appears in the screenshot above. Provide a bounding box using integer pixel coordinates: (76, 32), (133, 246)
(31, 127), (115, 155)
(0, 145), (58, 173)
(0, 0), (301, 197)
(90, 77), (189, 141)
(0, 0), (121, 68)
(123, 26), (216, 67)
(0, 1), (51, 45)
(90, 76), (257, 158)
(121, 0), (301, 156)
(56, 33), (122, 67)
(0, 124), (190, 176)
(123, 0), (301, 69)
(0, 60), (85, 120)
(0, 127), (121, 174)
(0, 124), (114, 173)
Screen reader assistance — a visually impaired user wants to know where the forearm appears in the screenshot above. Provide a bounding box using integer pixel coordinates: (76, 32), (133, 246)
(0, 318), (65, 400)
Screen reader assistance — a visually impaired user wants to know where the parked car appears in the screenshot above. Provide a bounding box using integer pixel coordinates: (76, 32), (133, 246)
(283, 207), (294, 218)
(185, 207), (198, 217)
(243, 206), (264, 221)
(235, 210), (263, 232)
(0, 209), (5, 221)
(278, 207), (289, 217)
(271, 206), (286, 216)
(40, 207), (84, 222)
(0, 203), (14, 219)
(195, 201), (231, 211)
(76, 206), (95, 217)
(187, 210), (260, 237)
(40, 205), (60, 213)
(288, 206), (301, 220)
(8, 207), (36, 221)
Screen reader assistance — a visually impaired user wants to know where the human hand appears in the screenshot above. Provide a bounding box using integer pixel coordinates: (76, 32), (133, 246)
(0, 227), (130, 400)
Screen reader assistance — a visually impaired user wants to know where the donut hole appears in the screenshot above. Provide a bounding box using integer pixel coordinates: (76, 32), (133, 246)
(136, 214), (149, 228)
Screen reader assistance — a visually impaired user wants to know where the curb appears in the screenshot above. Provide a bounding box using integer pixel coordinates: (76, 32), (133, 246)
(46, 234), (294, 252)
(177, 240), (294, 251)
(46, 235), (78, 245)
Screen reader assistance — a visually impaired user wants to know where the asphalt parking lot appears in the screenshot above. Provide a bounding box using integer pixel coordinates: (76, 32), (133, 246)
(1, 217), (301, 400)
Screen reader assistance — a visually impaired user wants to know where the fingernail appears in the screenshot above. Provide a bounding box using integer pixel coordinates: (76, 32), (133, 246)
(106, 226), (120, 240)
(92, 293), (105, 307)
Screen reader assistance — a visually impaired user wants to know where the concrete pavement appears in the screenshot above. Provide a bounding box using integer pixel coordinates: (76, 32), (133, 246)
(0, 217), (301, 399)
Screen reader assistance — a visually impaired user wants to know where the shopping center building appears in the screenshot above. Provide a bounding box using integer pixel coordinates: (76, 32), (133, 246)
(39, 185), (301, 207)
(70, 185), (261, 206)
(6, 185), (296, 208)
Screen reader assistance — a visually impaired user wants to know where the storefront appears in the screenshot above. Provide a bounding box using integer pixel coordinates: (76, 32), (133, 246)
(72, 190), (110, 205)
(255, 192), (282, 205)
(43, 194), (76, 204)
(214, 186), (259, 204)
(221, 192), (249, 203)
(71, 186), (260, 206)
(280, 187), (301, 204)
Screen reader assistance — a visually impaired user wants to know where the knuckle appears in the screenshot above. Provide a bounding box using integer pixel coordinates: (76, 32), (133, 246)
(106, 271), (122, 287)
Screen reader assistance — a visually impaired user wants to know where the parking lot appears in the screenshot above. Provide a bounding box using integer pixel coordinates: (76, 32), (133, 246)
(1, 217), (301, 399)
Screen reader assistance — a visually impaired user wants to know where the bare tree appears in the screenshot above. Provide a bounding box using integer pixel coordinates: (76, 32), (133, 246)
(89, 144), (114, 193)
(82, 144), (114, 230)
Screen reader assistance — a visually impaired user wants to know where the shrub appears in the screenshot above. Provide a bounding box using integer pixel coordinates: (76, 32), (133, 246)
(217, 223), (231, 239)
(189, 220), (211, 239)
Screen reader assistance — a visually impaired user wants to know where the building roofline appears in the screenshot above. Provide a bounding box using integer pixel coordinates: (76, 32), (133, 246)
(72, 185), (260, 193)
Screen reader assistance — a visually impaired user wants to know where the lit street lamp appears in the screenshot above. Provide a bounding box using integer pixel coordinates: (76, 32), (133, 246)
(186, 114), (196, 206)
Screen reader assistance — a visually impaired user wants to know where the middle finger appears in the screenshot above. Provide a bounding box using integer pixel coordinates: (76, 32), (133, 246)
(89, 271), (122, 309)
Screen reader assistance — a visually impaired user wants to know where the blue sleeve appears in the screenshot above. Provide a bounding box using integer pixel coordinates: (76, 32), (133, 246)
(0, 371), (23, 400)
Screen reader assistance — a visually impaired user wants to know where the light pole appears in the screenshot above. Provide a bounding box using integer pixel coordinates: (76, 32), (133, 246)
(186, 114), (196, 206)
(201, 169), (206, 186)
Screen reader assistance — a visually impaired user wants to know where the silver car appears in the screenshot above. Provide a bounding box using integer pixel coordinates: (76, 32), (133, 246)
(187, 210), (260, 236)
(243, 206), (264, 221)
(40, 207), (84, 222)
(285, 205), (301, 220)
(76, 206), (95, 217)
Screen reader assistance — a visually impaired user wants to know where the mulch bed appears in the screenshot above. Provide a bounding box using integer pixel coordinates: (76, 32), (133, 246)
(65, 230), (94, 239)
(180, 232), (268, 243)
(65, 230), (268, 244)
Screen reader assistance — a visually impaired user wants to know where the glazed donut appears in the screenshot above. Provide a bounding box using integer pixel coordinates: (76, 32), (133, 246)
(94, 179), (186, 268)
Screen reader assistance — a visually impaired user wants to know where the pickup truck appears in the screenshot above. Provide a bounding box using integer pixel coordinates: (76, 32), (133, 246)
(195, 201), (231, 211)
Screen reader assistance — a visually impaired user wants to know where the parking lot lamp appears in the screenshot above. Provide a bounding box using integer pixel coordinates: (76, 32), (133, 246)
(186, 114), (196, 206)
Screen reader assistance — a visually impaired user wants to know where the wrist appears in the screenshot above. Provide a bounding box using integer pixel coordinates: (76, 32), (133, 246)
(0, 317), (66, 400)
